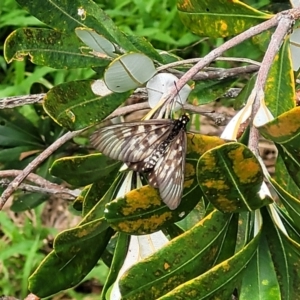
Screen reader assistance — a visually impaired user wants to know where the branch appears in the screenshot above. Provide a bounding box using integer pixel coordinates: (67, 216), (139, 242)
(248, 13), (295, 155)
(157, 56), (261, 71)
(0, 170), (80, 200)
(169, 65), (259, 81)
(0, 94), (45, 108)
(0, 179), (79, 200)
(106, 100), (228, 125)
(0, 130), (84, 209)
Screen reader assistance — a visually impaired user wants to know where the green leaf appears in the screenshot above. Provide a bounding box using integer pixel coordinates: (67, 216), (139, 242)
(72, 185), (90, 212)
(263, 208), (300, 299)
(0, 109), (42, 147)
(0, 146), (39, 164)
(258, 107), (300, 144)
(259, 108), (300, 189)
(11, 193), (48, 212)
(239, 234), (281, 300)
(264, 39), (295, 116)
(28, 226), (114, 297)
(43, 80), (131, 130)
(233, 74), (256, 109)
(236, 211), (253, 251)
(189, 78), (237, 105)
(177, 0), (271, 38)
(197, 142), (270, 212)
(127, 35), (163, 63)
(83, 173), (123, 221)
(105, 182), (202, 235)
(275, 207), (300, 244)
(187, 133), (226, 158)
(214, 213), (239, 265)
(50, 153), (120, 186)
(158, 216), (261, 299)
(101, 233), (130, 300)
(11, 155), (58, 211)
(53, 218), (110, 257)
(4, 28), (110, 68)
(119, 210), (232, 299)
(266, 162), (300, 232)
(16, 0), (138, 52)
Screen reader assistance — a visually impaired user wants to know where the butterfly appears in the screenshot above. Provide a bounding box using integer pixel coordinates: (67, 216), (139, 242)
(90, 114), (190, 209)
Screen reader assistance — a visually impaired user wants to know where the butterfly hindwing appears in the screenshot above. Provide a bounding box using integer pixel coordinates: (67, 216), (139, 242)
(148, 129), (186, 209)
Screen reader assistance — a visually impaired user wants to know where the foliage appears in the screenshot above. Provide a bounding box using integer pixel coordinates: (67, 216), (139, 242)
(0, 208), (53, 298)
(1, 0), (300, 299)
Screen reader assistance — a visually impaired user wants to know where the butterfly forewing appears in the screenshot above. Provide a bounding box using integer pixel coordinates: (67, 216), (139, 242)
(90, 119), (174, 164)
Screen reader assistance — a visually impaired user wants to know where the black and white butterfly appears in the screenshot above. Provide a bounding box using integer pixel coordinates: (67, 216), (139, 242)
(90, 114), (189, 209)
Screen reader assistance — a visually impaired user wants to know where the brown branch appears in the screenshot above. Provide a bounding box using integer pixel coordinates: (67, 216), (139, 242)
(248, 13), (294, 155)
(169, 65), (259, 81)
(106, 100), (228, 125)
(0, 179), (79, 200)
(0, 170), (58, 187)
(0, 130), (84, 209)
(157, 56), (261, 71)
(0, 94), (45, 108)
(0, 170), (80, 199)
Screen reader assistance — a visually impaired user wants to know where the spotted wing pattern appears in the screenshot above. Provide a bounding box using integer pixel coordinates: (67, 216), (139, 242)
(90, 119), (174, 167)
(148, 129), (187, 209)
(90, 114), (189, 209)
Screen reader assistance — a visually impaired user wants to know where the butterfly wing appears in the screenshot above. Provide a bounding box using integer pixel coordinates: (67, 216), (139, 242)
(90, 119), (174, 168)
(148, 130), (187, 210)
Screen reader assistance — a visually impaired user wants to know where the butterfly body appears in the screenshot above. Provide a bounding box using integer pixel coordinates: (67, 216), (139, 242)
(141, 114), (189, 173)
(90, 114), (189, 209)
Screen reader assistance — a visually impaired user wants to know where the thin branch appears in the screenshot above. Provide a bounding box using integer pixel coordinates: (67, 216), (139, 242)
(248, 13), (294, 155)
(0, 170), (59, 187)
(0, 179), (80, 200)
(0, 94), (45, 108)
(157, 56), (261, 71)
(106, 100), (228, 125)
(177, 65), (259, 81)
(0, 170), (81, 199)
(0, 129), (84, 209)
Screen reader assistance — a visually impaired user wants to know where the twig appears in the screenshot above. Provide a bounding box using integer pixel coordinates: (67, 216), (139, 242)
(157, 56), (261, 71)
(0, 171), (81, 199)
(168, 64), (259, 81)
(0, 179), (80, 200)
(106, 100), (228, 125)
(0, 129), (84, 209)
(0, 94), (45, 108)
(248, 13), (295, 155)
(0, 170), (59, 187)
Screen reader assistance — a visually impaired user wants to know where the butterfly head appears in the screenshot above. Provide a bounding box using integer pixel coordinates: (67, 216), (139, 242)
(179, 113), (190, 124)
